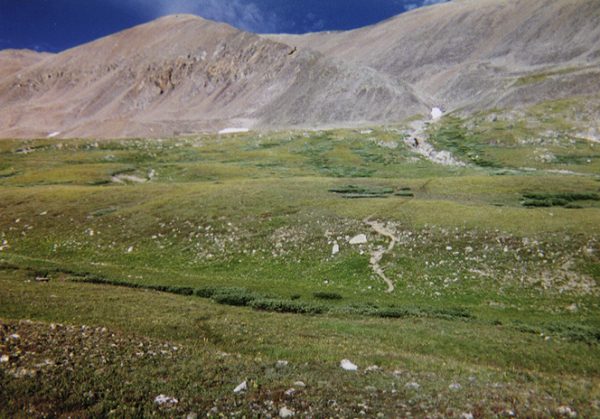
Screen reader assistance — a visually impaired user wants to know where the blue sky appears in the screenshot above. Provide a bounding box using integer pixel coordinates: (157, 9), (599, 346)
(0, 0), (449, 52)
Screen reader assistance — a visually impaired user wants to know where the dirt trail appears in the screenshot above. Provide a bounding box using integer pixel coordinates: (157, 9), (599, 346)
(364, 217), (397, 293)
(404, 120), (465, 166)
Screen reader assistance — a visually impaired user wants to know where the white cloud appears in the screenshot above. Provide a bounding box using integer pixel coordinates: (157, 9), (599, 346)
(111, 0), (280, 33)
(422, 0), (449, 5)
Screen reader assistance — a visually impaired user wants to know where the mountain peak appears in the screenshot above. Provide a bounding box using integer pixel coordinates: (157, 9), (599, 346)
(1, 0), (599, 139)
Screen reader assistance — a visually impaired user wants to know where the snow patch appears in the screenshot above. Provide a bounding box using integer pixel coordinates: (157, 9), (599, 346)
(431, 107), (444, 120)
(47, 131), (61, 138)
(219, 128), (250, 134)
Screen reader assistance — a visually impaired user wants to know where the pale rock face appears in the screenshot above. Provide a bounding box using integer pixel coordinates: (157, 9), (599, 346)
(349, 234), (367, 245)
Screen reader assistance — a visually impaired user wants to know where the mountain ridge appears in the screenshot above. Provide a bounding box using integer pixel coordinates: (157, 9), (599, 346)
(1, 0), (599, 139)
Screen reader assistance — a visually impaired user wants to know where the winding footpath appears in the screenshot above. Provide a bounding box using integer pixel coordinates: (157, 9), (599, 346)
(364, 217), (397, 293)
(403, 120), (465, 166)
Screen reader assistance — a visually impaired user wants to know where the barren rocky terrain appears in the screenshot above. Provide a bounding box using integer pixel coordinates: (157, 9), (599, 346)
(1, 0), (599, 138)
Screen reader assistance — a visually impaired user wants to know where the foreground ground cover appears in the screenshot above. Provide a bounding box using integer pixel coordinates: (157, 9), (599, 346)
(1, 106), (599, 416)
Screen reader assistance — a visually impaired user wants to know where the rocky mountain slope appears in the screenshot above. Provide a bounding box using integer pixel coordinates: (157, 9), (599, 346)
(271, 0), (600, 111)
(0, 0), (599, 138)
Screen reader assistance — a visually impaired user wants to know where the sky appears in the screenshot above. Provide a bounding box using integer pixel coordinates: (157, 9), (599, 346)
(0, 0), (449, 53)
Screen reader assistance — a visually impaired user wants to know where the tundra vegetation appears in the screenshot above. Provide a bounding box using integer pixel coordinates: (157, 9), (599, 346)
(1, 102), (599, 417)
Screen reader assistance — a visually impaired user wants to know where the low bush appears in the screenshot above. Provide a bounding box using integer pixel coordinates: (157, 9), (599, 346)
(313, 291), (343, 300)
(212, 288), (260, 306)
(250, 298), (325, 314)
(522, 192), (600, 208)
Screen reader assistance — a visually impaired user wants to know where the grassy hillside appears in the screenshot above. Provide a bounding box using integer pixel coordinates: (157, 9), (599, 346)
(1, 108), (599, 416)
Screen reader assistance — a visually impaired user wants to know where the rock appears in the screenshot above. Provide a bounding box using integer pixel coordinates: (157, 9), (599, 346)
(332, 242), (340, 255)
(284, 388), (296, 396)
(154, 394), (178, 406)
(293, 381), (306, 388)
(279, 406), (295, 418)
(126, 246), (134, 253)
(340, 359), (358, 371)
(449, 382), (462, 391)
(0, 355), (9, 363)
(365, 365), (380, 372)
(405, 382), (420, 390)
(557, 406), (577, 418)
(461, 413), (474, 419)
(566, 303), (578, 313)
(276, 360), (289, 368)
(349, 234), (367, 245)
(186, 413), (198, 419)
(233, 380), (247, 394)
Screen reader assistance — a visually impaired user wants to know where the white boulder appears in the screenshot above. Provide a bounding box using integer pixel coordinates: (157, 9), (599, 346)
(349, 234), (367, 245)
(340, 359), (358, 371)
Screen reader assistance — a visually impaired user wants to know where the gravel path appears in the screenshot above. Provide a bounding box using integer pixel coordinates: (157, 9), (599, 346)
(364, 217), (397, 293)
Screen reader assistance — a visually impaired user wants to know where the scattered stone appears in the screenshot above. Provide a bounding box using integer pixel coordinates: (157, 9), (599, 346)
(0, 354), (9, 363)
(9, 334), (20, 340)
(126, 246), (134, 253)
(284, 388), (296, 396)
(340, 359), (358, 371)
(349, 234), (368, 245)
(449, 382), (462, 391)
(461, 413), (474, 419)
(154, 394), (178, 406)
(279, 406), (295, 418)
(276, 360), (289, 368)
(567, 303), (579, 313)
(405, 382), (420, 390)
(365, 365), (380, 372)
(557, 406), (577, 417)
(332, 242), (340, 255)
(293, 381), (306, 388)
(233, 380), (247, 394)
(186, 413), (198, 419)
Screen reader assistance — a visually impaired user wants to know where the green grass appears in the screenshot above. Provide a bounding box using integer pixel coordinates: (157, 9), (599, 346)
(1, 122), (599, 416)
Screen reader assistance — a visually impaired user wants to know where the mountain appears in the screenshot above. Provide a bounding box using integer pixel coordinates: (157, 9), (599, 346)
(0, 49), (53, 81)
(0, 0), (599, 139)
(270, 0), (600, 111)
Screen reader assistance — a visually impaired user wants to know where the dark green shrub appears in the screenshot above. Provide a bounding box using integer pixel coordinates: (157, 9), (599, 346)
(429, 307), (473, 320)
(250, 298), (325, 314)
(313, 291), (343, 300)
(166, 286), (193, 296)
(212, 288), (260, 306)
(193, 287), (218, 298)
(373, 307), (420, 318)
